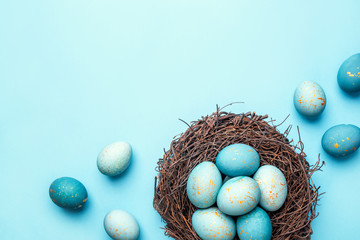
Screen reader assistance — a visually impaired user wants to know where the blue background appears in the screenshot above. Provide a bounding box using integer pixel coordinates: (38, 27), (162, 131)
(1, 0), (360, 239)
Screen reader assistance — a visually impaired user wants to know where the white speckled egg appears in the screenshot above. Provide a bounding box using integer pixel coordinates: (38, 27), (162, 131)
(293, 81), (326, 117)
(97, 142), (132, 176)
(217, 176), (260, 216)
(192, 207), (236, 240)
(186, 161), (222, 209)
(104, 210), (140, 240)
(253, 165), (287, 212)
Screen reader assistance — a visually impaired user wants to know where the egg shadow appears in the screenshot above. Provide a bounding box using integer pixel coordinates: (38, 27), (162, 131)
(322, 149), (360, 165)
(103, 233), (144, 240)
(292, 107), (326, 124)
(300, 114), (324, 123)
(137, 228), (144, 240)
(102, 223), (144, 240)
(46, 197), (93, 225)
(337, 87), (360, 98)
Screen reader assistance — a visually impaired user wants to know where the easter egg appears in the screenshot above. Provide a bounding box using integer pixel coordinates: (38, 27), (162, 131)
(293, 81), (326, 117)
(192, 207), (236, 240)
(321, 124), (360, 157)
(236, 207), (272, 240)
(338, 53), (360, 92)
(216, 143), (260, 177)
(217, 176), (260, 216)
(253, 165), (287, 212)
(97, 141), (132, 176)
(49, 177), (88, 209)
(186, 161), (222, 208)
(104, 210), (140, 240)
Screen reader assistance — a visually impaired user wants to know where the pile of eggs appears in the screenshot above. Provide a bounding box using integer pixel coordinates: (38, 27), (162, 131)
(49, 141), (140, 240)
(187, 143), (287, 240)
(293, 53), (360, 158)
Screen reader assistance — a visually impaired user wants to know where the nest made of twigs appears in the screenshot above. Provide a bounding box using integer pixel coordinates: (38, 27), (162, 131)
(153, 106), (324, 240)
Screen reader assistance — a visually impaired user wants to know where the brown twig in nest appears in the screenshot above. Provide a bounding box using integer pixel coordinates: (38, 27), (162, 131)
(153, 108), (324, 240)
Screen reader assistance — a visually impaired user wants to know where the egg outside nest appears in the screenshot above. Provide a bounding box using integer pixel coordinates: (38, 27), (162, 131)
(49, 177), (88, 210)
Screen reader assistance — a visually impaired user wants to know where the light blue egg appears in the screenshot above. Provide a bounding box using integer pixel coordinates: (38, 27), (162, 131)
(104, 210), (140, 240)
(293, 81), (326, 117)
(192, 207), (236, 240)
(253, 165), (287, 212)
(216, 144), (260, 177)
(97, 141), (132, 176)
(186, 161), (222, 208)
(321, 124), (360, 157)
(217, 177), (260, 216)
(338, 53), (360, 92)
(236, 207), (272, 240)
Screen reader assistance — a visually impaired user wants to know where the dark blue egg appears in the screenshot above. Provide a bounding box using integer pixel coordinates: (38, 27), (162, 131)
(49, 177), (88, 209)
(322, 124), (360, 157)
(338, 53), (360, 92)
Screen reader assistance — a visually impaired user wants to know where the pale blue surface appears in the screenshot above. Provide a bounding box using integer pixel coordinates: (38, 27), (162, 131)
(1, 0), (360, 239)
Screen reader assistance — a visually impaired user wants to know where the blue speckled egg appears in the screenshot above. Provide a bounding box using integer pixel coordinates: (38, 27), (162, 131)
(192, 207), (236, 240)
(217, 176), (260, 216)
(216, 143), (260, 177)
(97, 141), (132, 176)
(321, 124), (360, 157)
(49, 177), (88, 209)
(253, 165), (287, 212)
(104, 210), (140, 240)
(236, 207), (272, 240)
(338, 53), (360, 92)
(187, 161), (222, 208)
(293, 81), (326, 117)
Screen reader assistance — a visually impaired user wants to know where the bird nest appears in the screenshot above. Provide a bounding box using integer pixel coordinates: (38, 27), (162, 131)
(153, 106), (324, 240)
